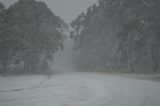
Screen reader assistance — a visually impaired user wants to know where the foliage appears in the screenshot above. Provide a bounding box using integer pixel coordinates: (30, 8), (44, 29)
(0, 0), (67, 75)
(71, 0), (160, 73)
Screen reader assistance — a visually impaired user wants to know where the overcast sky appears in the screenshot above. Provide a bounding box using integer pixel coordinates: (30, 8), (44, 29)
(0, 0), (98, 23)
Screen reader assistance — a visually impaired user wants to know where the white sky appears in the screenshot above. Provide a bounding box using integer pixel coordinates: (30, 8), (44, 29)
(0, 0), (98, 23)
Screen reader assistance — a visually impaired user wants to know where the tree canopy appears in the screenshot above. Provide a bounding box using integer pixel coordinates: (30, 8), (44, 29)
(71, 0), (160, 73)
(0, 0), (67, 75)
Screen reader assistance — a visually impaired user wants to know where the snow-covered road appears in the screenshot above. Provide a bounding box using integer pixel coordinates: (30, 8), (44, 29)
(0, 72), (160, 106)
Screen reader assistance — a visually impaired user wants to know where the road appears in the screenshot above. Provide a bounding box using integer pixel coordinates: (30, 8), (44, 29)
(0, 72), (160, 106)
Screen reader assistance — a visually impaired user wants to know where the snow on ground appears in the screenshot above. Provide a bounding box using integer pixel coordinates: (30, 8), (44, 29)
(0, 75), (47, 92)
(99, 72), (160, 82)
(0, 72), (160, 106)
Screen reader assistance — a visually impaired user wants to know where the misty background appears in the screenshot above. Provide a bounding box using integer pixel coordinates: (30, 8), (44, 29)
(0, 0), (98, 73)
(0, 0), (160, 75)
(0, 0), (160, 106)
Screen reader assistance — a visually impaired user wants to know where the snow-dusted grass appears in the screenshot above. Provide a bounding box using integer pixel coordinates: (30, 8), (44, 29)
(0, 72), (160, 106)
(98, 72), (160, 82)
(0, 75), (47, 92)
(118, 73), (160, 81)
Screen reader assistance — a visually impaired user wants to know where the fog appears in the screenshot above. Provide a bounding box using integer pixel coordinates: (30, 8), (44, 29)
(52, 38), (75, 72)
(0, 0), (160, 106)
(0, 0), (98, 73)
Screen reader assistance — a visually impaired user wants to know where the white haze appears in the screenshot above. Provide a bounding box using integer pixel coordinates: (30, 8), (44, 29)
(0, 0), (98, 72)
(0, 0), (160, 106)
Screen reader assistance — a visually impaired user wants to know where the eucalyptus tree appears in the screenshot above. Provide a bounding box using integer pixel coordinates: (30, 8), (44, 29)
(71, 0), (160, 73)
(2, 0), (67, 74)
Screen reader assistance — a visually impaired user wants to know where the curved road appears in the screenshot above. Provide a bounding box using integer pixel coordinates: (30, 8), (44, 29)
(0, 72), (160, 106)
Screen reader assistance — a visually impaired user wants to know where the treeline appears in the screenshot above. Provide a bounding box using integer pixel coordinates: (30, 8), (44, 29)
(0, 0), (67, 75)
(71, 0), (160, 73)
